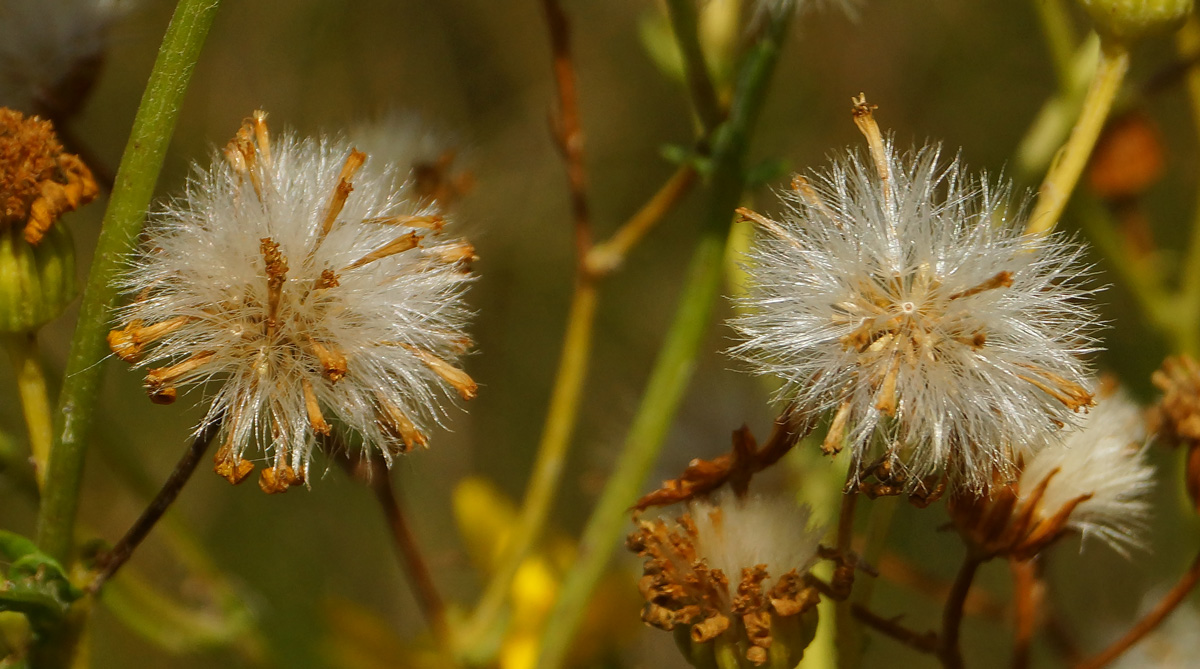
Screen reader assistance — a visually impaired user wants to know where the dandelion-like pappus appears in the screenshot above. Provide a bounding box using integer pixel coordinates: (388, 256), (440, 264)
(730, 96), (1099, 493)
(108, 111), (478, 493)
(950, 382), (1153, 559)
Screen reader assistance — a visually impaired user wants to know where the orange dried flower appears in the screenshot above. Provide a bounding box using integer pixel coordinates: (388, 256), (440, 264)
(0, 107), (97, 244)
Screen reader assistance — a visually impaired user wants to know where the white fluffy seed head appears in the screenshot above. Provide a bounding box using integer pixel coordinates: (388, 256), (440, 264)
(730, 140), (1100, 492)
(1018, 386), (1153, 554)
(0, 0), (129, 115)
(112, 113), (476, 483)
(688, 489), (824, 595)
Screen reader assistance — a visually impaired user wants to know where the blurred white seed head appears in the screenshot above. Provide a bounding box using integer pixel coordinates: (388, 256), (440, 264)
(730, 98), (1099, 493)
(349, 111), (474, 211)
(0, 0), (130, 116)
(1111, 599), (1200, 669)
(628, 489), (824, 665)
(1018, 385), (1153, 554)
(109, 111), (478, 492)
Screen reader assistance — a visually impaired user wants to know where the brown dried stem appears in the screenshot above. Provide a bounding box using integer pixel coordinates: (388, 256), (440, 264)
(542, 0), (592, 262)
(338, 450), (453, 656)
(938, 552), (985, 669)
(87, 416), (223, 594)
(874, 552), (1005, 620)
(1075, 548), (1200, 669)
(851, 603), (939, 654)
(1011, 558), (1043, 669)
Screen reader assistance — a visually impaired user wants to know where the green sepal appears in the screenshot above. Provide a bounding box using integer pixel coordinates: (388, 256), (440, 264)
(0, 223), (77, 333)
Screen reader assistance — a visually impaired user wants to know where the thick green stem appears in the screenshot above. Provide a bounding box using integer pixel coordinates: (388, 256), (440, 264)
(35, 0), (222, 564)
(534, 12), (793, 668)
(4, 333), (54, 489)
(1026, 41), (1129, 236)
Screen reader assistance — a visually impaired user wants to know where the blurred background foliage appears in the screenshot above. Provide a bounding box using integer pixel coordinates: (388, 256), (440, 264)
(3, 0), (1199, 667)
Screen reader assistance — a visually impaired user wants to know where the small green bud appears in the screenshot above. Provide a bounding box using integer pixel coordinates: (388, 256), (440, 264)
(0, 221), (76, 332)
(1078, 0), (1194, 42)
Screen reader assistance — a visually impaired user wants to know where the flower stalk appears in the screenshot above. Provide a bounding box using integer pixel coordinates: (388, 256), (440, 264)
(536, 8), (795, 667)
(3, 333), (54, 488)
(36, 0), (223, 564)
(1026, 42), (1130, 236)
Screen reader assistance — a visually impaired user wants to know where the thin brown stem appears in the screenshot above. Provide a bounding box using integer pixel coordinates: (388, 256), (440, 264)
(586, 165), (697, 276)
(349, 455), (453, 653)
(836, 490), (858, 554)
(851, 603), (939, 654)
(1075, 549), (1200, 669)
(939, 553), (984, 669)
(1011, 558), (1043, 669)
(87, 417), (222, 594)
(875, 551), (1005, 620)
(541, 0), (592, 261)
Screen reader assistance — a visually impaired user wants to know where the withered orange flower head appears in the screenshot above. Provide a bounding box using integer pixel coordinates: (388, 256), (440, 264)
(0, 107), (98, 244)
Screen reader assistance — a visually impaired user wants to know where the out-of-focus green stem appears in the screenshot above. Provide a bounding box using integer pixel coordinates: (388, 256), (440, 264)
(1176, 18), (1200, 353)
(1075, 197), (1176, 342)
(835, 495), (900, 669)
(3, 334), (53, 489)
(1032, 0), (1079, 87)
(36, 0), (222, 564)
(535, 11), (794, 668)
(665, 0), (724, 134)
(0, 428), (38, 501)
(460, 281), (597, 649)
(1014, 35), (1100, 183)
(1026, 41), (1129, 236)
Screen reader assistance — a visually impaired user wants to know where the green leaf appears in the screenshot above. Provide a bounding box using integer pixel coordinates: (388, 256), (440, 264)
(0, 532), (80, 630)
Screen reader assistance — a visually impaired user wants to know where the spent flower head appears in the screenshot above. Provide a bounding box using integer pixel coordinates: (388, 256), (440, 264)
(730, 96), (1099, 493)
(349, 111), (474, 210)
(951, 382), (1152, 559)
(108, 111), (478, 493)
(627, 488), (824, 666)
(0, 0), (129, 117)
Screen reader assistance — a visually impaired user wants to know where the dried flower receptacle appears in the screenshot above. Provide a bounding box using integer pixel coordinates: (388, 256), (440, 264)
(109, 111), (478, 491)
(628, 490), (824, 666)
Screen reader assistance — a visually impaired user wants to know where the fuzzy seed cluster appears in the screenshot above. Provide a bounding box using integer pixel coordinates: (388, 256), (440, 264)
(730, 101), (1098, 493)
(109, 112), (477, 492)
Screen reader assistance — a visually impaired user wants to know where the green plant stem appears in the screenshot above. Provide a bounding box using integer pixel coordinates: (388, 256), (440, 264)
(665, 0), (724, 134)
(534, 11), (793, 668)
(459, 279), (596, 646)
(3, 334), (53, 489)
(1074, 196), (1176, 342)
(35, 0), (222, 564)
(1014, 35), (1100, 183)
(1026, 41), (1129, 236)
(1032, 0), (1078, 88)
(0, 428), (38, 501)
(1176, 18), (1200, 353)
(835, 494), (900, 669)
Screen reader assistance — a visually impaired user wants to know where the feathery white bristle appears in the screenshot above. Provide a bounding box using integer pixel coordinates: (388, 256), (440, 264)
(688, 489), (824, 594)
(114, 121), (475, 479)
(730, 140), (1099, 492)
(1019, 387), (1153, 554)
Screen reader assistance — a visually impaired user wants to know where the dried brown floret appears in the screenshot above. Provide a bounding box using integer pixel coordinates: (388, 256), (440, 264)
(0, 108), (97, 243)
